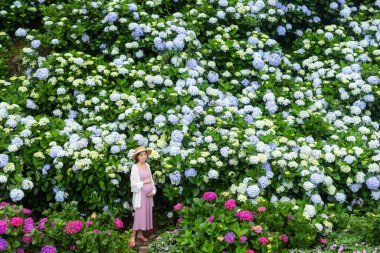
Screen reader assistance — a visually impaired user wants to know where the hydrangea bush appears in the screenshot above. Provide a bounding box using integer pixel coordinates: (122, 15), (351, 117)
(0, 0), (379, 219)
(0, 201), (134, 252)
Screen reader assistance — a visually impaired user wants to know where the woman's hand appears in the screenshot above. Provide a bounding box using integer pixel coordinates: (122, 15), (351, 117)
(143, 178), (151, 184)
(146, 192), (154, 198)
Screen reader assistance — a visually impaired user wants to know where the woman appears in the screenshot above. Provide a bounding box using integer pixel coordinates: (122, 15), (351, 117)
(129, 146), (156, 248)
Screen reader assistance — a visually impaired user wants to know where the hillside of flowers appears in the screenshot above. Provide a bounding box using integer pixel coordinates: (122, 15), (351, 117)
(0, 0), (380, 251)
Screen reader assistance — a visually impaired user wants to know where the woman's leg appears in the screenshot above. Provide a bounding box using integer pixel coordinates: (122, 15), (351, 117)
(137, 230), (148, 241)
(129, 230), (137, 247)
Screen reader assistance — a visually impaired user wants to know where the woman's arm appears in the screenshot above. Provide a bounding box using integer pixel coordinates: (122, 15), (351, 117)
(130, 166), (144, 192)
(147, 164), (157, 195)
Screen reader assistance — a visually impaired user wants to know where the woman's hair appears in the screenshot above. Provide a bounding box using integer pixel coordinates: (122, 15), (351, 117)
(134, 151), (148, 164)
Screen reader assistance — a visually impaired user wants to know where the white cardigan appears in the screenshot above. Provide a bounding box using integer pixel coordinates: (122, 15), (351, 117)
(130, 163), (156, 210)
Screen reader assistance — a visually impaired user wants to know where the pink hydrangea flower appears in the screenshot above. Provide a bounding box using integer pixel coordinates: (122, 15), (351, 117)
(251, 225), (262, 234)
(22, 235), (32, 244)
(240, 236), (247, 243)
(23, 208), (31, 214)
(9, 217), (24, 227)
(207, 216), (215, 223)
(236, 210), (253, 221)
(176, 217), (183, 226)
(320, 238), (328, 244)
(173, 203), (183, 211)
(0, 220), (8, 234)
(246, 250), (255, 253)
(85, 221), (93, 226)
(64, 220), (83, 234)
(38, 218), (48, 230)
(224, 199), (236, 210)
(41, 245), (56, 253)
(279, 234), (289, 243)
(24, 217), (34, 224)
(0, 202), (9, 209)
(23, 223), (34, 234)
(202, 192), (217, 201)
(114, 218), (123, 229)
(257, 207), (266, 213)
(259, 237), (269, 244)
(16, 248), (24, 253)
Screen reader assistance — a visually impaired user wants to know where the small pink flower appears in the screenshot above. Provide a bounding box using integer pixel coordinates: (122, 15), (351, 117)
(257, 207), (266, 213)
(93, 229), (99, 234)
(251, 225), (262, 234)
(23, 208), (31, 214)
(259, 237), (269, 244)
(16, 248), (24, 253)
(69, 245), (76, 251)
(224, 199), (236, 210)
(240, 236), (247, 243)
(176, 217), (183, 226)
(114, 218), (124, 229)
(38, 218), (48, 230)
(85, 221), (93, 226)
(279, 234), (289, 243)
(320, 238), (328, 244)
(106, 231), (111, 236)
(246, 250), (255, 253)
(207, 216), (215, 223)
(173, 203), (183, 211)
(9, 217), (24, 227)
(0, 220), (8, 234)
(0, 202), (9, 209)
(22, 235), (32, 244)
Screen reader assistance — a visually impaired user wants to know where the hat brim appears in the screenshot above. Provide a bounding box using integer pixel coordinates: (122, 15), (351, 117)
(132, 149), (152, 159)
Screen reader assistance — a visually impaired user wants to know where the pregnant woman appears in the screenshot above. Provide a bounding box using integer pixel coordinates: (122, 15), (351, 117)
(129, 146), (156, 248)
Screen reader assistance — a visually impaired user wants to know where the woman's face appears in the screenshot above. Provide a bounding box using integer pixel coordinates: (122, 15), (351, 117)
(137, 151), (147, 163)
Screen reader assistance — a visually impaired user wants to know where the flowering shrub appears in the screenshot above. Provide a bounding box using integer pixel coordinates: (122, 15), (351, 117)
(0, 0), (379, 227)
(0, 201), (134, 252)
(167, 191), (333, 252)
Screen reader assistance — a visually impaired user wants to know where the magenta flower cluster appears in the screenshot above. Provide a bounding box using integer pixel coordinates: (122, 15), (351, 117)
(64, 220), (83, 234)
(202, 192), (218, 201)
(236, 210), (254, 221)
(114, 218), (124, 229)
(224, 199), (236, 210)
(41, 245), (57, 253)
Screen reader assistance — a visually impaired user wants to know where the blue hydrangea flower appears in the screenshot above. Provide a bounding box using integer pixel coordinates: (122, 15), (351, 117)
(31, 40), (41, 49)
(10, 189), (24, 202)
(366, 177), (379, 190)
(277, 26), (286, 36)
(169, 171), (181, 185)
(247, 36), (259, 45)
(252, 57), (265, 70)
(15, 28), (27, 37)
(0, 154), (9, 168)
(110, 145), (120, 154)
(186, 59), (198, 70)
(207, 71), (219, 83)
(184, 168), (197, 178)
(55, 190), (65, 202)
(171, 130), (184, 143)
(268, 53), (281, 66)
(35, 68), (49, 80)
(104, 12), (118, 22)
(247, 185), (260, 198)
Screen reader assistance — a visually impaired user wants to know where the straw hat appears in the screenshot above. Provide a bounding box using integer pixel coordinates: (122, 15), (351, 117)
(131, 146), (152, 160)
